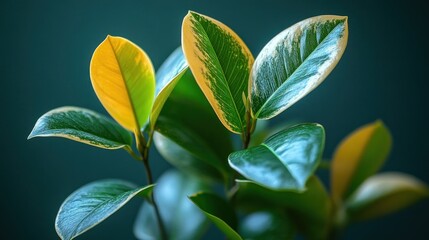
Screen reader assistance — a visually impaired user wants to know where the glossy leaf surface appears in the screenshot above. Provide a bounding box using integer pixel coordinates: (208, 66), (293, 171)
(189, 192), (242, 240)
(251, 15), (348, 119)
(154, 118), (226, 181)
(249, 120), (300, 147)
(28, 106), (132, 150)
(346, 172), (429, 221)
(134, 170), (209, 240)
(90, 35), (155, 132)
(239, 211), (294, 240)
(182, 11), (254, 133)
(153, 72), (233, 181)
(56, 180), (153, 240)
(331, 120), (392, 201)
(229, 123), (325, 190)
(150, 47), (188, 130)
(235, 177), (331, 239)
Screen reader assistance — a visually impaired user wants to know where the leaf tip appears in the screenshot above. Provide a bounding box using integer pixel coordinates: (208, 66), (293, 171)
(188, 191), (203, 200)
(374, 119), (393, 144)
(27, 128), (36, 140)
(27, 120), (43, 140)
(27, 132), (35, 140)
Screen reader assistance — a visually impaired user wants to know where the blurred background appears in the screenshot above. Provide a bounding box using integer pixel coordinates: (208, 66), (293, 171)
(2, 0), (428, 239)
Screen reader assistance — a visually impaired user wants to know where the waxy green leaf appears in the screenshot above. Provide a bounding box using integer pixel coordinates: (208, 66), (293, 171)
(239, 211), (294, 240)
(154, 72), (233, 182)
(150, 47), (188, 131)
(154, 117), (226, 181)
(56, 180), (153, 240)
(28, 106), (132, 150)
(229, 123), (325, 191)
(346, 172), (429, 222)
(235, 177), (331, 239)
(331, 120), (392, 201)
(189, 192), (243, 240)
(90, 35), (155, 133)
(182, 11), (254, 134)
(251, 15), (348, 119)
(249, 120), (300, 147)
(134, 170), (209, 240)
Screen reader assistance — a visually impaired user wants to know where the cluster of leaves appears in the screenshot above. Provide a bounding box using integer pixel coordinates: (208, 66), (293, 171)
(28, 11), (428, 240)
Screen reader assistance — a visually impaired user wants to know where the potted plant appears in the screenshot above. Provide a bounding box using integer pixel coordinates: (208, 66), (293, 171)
(28, 11), (428, 240)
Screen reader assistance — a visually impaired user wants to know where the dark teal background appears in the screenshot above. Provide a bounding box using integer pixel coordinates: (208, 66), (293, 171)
(2, 0), (429, 239)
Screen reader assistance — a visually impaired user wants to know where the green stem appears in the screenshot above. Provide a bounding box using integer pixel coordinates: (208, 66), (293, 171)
(136, 131), (168, 240)
(241, 109), (256, 149)
(230, 109), (256, 200)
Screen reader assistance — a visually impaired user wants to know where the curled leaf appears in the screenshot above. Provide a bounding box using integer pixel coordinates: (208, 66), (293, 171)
(229, 123), (325, 191)
(150, 47), (188, 130)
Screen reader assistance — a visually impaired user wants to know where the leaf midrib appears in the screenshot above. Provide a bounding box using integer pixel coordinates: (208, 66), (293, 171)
(343, 126), (378, 199)
(192, 14), (244, 132)
(261, 143), (300, 187)
(107, 37), (142, 132)
(255, 19), (345, 117)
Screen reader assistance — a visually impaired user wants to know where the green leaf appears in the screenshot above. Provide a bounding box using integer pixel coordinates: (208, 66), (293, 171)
(189, 192), (243, 240)
(161, 71), (234, 157)
(149, 47), (188, 131)
(235, 177), (331, 240)
(251, 15), (348, 119)
(249, 120), (300, 147)
(154, 117), (226, 181)
(229, 123), (325, 191)
(55, 180), (153, 240)
(346, 172), (429, 222)
(28, 106), (132, 150)
(331, 120), (392, 201)
(134, 170), (210, 240)
(90, 35), (155, 133)
(153, 72), (233, 182)
(239, 211), (294, 240)
(167, 69), (210, 108)
(182, 11), (254, 134)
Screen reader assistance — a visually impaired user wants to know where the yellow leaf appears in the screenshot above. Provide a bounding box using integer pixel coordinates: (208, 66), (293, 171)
(331, 120), (392, 202)
(90, 35), (155, 133)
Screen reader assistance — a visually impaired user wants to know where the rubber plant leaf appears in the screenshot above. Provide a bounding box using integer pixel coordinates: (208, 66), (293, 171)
(251, 15), (348, 119)
(331, 120), (392, 202)
(150, 47), (188, 131)
(154, 117), (227, 181)
(189, 192), (243, 240)
(90, 35), (155, 134)
(55, 179), (153, 240)
(229, 123), (325, 191)
(346, 172), (429, 222)
(153, 72), (233, 182)
(28, 106), (132, 150)
(182, 11), (254, 134)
